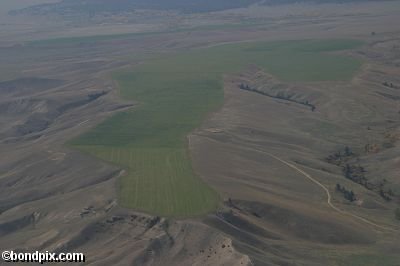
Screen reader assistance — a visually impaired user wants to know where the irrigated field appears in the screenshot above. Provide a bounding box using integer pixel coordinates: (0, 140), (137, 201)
(71, 39), (362, 217)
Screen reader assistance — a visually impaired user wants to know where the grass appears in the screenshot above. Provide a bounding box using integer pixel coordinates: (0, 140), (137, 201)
(27, 21), (267, 46)
(0, 66), (21, 82)
(29, 31), (162, 46)
(70, 39), (362, 217)
(339, 254), (400, 266)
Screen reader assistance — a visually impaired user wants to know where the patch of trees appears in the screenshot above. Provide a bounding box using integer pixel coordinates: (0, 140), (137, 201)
(239, 83), (316, 111)
(343, 164), (367, 187)
(106, 215), (124, 224)
(376, 179), (395, 202)
(336, 184), (356, 202)
(376, 91), (400, 101)
(343, 164), (394, 201)
(379, 189), (393, 202)
(226, 198), (241, 210)
(57, 91), (107, 113)
(326, 146), (354, 166)
(88, 91), (107, 101)
(326, 146), (396, 202)
(396, 208), (400, 221)
(364, 143), (379, 153)
(80, 205), (95, 218)
(382, 81), (398, 89)
(146, 216), (161, 229)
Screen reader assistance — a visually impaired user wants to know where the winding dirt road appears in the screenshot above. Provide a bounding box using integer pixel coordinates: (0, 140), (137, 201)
(252, 148), (399, 233)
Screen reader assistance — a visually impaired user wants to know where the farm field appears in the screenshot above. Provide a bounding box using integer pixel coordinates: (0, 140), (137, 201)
(70, 39), (363, 216)
(339, 253), (400, 266)
(3, 1), (400, 264)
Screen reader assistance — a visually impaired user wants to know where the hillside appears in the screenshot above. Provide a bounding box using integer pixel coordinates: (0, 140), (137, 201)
(10, 0), (392, 15)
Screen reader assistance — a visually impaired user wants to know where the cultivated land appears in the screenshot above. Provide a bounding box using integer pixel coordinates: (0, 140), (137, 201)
(1, 1), (400, 265)
(71, 39), (362, 216)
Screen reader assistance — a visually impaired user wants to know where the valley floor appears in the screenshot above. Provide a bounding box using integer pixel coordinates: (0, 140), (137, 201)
(0, 1), (399, 265)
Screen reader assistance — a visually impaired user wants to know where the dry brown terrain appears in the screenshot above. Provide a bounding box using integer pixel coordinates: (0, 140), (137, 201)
(0, 1), (399, 265)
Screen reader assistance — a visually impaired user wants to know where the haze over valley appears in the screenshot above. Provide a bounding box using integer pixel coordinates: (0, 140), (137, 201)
(0, 0), (400, 265)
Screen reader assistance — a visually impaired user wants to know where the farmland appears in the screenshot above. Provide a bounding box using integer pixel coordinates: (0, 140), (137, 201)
(3, 1), (400, 264)
(70, 39), (362, 216)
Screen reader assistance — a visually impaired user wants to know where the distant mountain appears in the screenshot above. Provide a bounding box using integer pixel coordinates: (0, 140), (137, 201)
(10, 0), (391, 15)
(74, 0), (260, 12)
(10, 0), (260, 15)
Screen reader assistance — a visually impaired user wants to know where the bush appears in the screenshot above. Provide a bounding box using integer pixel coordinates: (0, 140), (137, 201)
(395, 208), (400, 221)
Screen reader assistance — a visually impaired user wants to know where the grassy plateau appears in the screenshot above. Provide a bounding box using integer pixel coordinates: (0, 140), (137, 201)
(70, 39), (362, 217)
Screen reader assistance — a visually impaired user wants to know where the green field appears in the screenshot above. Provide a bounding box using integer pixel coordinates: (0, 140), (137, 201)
(339, 254), (400, 266)
(28, 21), (267, 46)
(70, 39), (362, 217)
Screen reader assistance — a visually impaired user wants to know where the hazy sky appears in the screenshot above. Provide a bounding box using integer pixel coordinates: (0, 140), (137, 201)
(0, 0), (60, 15)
